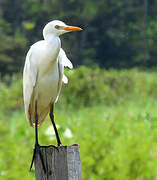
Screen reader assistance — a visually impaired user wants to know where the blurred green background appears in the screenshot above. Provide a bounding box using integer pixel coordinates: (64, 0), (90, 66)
(1, 0), (157, 179)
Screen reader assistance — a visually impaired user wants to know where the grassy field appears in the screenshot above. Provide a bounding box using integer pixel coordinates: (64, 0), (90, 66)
(0, 67), (157, 179)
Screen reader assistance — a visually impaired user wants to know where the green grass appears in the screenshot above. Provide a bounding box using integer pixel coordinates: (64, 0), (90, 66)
(1, 68), (157, 179)
(0, 98), (157, 179)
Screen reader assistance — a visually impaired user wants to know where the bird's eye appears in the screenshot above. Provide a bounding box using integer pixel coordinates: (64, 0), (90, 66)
(55, 25), (60, 29)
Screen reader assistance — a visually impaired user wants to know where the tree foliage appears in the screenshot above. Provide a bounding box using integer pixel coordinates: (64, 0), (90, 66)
(0, 0), (156, 75)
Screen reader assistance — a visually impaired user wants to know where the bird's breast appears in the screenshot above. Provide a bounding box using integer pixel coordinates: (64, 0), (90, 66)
(32, 38), (61, 75)
(40, 47), (60, 72)
(36, 61), (59, 107)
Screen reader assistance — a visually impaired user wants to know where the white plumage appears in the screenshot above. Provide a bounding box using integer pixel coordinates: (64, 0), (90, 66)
(23, 20), (82, 127)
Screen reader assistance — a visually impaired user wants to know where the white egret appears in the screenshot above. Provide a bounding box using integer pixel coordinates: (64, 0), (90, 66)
(23, 20), (82, 172)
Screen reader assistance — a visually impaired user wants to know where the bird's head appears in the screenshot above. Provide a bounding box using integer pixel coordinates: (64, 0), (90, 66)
(43, 20), (83, 39)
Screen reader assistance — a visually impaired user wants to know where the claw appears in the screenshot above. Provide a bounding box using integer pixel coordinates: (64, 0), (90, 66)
(30, 148), (36, 171)
(30, 144), (47, 174)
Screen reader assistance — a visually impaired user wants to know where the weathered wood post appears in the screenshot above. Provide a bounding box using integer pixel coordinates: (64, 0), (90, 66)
(35, 144), (82, 180)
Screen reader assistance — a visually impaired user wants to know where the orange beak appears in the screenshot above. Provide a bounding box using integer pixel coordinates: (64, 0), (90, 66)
(63, 26), (83, 31)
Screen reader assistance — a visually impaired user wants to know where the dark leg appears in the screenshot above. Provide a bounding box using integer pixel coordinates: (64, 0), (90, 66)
(30, 101), (46, 174)
(49, 105), (62, 146)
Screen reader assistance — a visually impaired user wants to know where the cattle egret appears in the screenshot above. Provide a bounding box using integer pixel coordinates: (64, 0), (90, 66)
(23, 20), (82, 173)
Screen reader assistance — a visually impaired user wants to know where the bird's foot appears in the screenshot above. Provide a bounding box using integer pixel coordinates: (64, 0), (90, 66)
(53, 143), (63, 152)
(58, 143), (63, 147)
(30, 143), (47, 174)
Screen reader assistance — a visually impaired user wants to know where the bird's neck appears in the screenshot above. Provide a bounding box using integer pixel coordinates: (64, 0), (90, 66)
(43, 34), (61, 66)
(44, 34), (61, 56)
(44, 34), (60, 44)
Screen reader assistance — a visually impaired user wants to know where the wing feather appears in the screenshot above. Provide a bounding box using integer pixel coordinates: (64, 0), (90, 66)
(23, 47), (37, 126)
(55, 48), (72, 103)
(60, 48), (73, 69)
(55, 56), (63, 103)
(62, 74), (68, 84)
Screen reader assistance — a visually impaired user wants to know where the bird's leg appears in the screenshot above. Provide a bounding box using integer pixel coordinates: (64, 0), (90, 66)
(30, 101), (46, 174)
(49, 105), (62, 146)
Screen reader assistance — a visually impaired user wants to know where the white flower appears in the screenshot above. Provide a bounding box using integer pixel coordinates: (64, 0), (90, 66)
(45, 125), (60, 141)
(63, 128), (73, 138)
(0, 171), (8, 176)
(45, 125), (60, 135)
(45, 126), (55, 136)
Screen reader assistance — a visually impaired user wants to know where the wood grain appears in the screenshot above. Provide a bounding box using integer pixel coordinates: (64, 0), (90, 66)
(35, 144), (82, 180)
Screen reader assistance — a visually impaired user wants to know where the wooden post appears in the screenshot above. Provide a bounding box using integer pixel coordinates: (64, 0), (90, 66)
(35, 144), (82, 180)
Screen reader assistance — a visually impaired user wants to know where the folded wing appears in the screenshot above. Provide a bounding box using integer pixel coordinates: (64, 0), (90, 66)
(23, 47), (37, 126)
(55, 48), (73, 102)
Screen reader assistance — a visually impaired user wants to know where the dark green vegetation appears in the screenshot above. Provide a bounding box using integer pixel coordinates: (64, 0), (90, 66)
(0, 67), (157, 179)
(0, 0), (157, 76)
